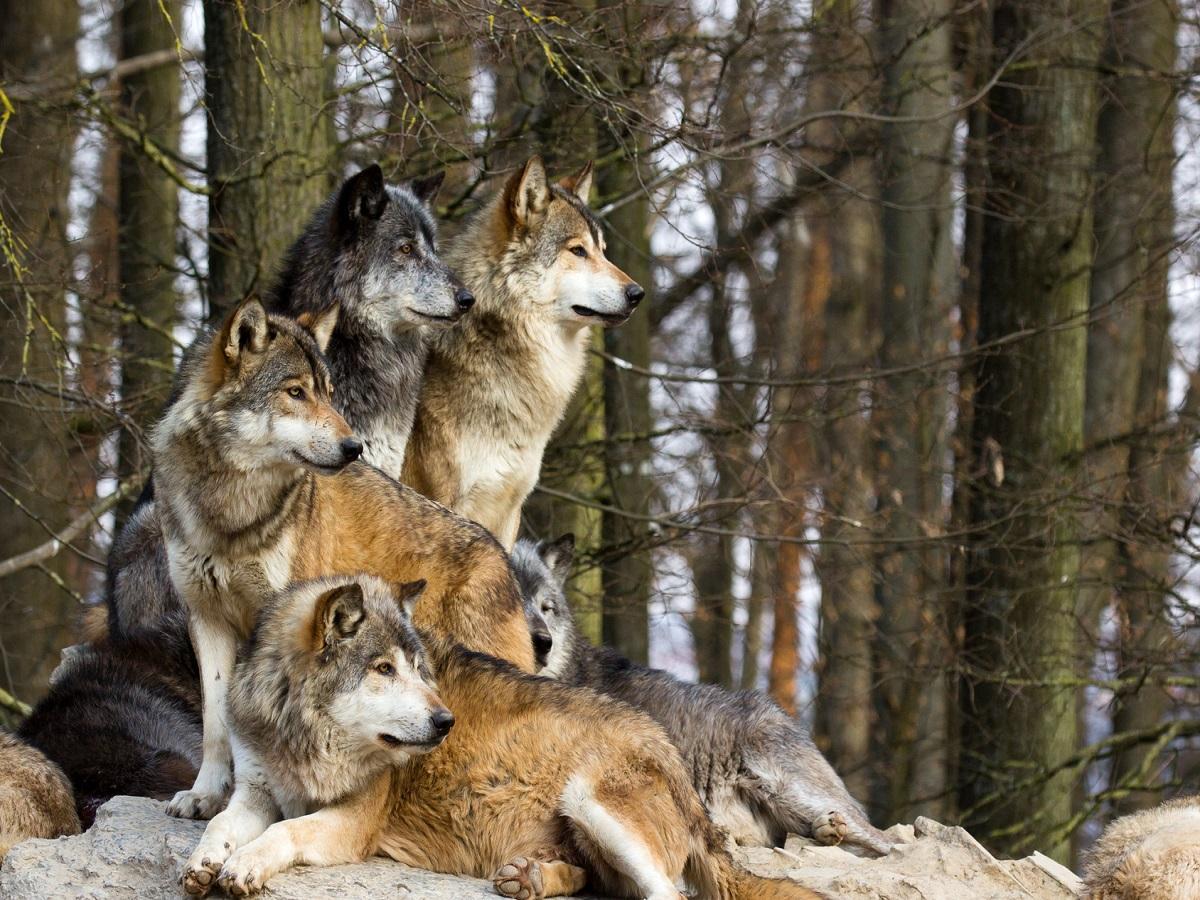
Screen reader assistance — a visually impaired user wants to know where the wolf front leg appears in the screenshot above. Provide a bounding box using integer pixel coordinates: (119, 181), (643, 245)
(182, 743), (280, 896)
(167, 613), (237, 819)
(216, 772), (390, 896)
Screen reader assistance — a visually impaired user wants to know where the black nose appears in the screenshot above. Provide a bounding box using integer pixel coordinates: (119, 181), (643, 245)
(624, 283), (645, 307)
(532, 629), (553, 664)
(340, 437), (363, 462)
(454, 287), (475, 311)
(431, 708), (455, 737)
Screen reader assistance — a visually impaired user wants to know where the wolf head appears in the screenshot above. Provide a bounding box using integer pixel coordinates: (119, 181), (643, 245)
(510, 534), (578, 678)
(276, 576), (452, 762)
(468, 156), (643, 328)
(276, 164), (474, 336)
(311, 577), (453, 760)
(161, 298), (361, 475)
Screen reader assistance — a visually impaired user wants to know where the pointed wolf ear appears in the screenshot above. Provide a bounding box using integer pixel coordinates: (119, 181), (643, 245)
(558, 161), (593, 204)
(391, 579), (427, 619)
(410, 171), (445, 207)
(336, 165), (389, 235)
(539, 533), (575, 586)
(222, 298), (271, 368)
(314, 583), (366, 650)
(506, 156), (550, 227)
(296, 303), (339, 353)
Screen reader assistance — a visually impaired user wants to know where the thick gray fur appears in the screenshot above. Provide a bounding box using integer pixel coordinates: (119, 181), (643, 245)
(510, 536), (895, 856)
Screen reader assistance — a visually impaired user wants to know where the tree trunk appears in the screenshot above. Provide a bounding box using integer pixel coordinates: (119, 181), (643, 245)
(1099, 0), (1178, 817)
(204, 0), (332, 320)
(786, 0), (881, 809)
(117, 0), (181, 521)
(873, 0), (956, 823)
(959, 0), (1106, 861)
(0, 0), (80, 707)
(598, 151), (653, 665)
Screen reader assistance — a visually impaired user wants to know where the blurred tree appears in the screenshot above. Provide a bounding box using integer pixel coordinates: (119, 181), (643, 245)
(0, 0), (81, 707)
(960, 0), (1107, 861)
(873, 0), (956, 822)
(204, 0), (332, 320)
(1097, 0), (1179, 819)
(116, 0), (181, 521)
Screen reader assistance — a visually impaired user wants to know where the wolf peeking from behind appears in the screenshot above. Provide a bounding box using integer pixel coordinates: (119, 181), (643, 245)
(512, 535), (895, 857)
(182, 574), (825, 900)
(152, 299), (536, 820)
(404, 156), (644, 548)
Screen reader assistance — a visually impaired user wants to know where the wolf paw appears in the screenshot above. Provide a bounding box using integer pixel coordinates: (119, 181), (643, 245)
(493, 856), (544, 900)
(180, 855), (223, 896)
(812, 810), (849, 846)
(217, 858), (268, 897)
(167, 787), (228, 821)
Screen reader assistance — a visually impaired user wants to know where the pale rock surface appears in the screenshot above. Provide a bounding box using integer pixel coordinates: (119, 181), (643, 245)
(0, 797), (1083, 899)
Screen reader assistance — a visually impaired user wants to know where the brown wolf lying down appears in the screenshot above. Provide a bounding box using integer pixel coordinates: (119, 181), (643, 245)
(1081, 796), (1200, 899)
(183, 575), (824, 900)
(0, 730), (80, 859)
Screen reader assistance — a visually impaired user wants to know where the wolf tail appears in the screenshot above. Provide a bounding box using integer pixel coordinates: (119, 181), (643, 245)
(684, 818), (826, 900)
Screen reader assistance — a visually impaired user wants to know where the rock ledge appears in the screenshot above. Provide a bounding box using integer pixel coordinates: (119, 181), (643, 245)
(0, 796), (1083, 899)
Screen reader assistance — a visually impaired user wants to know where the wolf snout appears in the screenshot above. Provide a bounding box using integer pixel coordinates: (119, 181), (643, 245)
(531, 628), (553, 667)
(340, 436), (364, 463)
(431, 707), (455, 738)
(624, 283), (645, 308)
(454, 287), (476, 312)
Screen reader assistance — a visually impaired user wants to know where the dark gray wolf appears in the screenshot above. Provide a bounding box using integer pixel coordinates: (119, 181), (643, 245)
(511, 535), (895, 857)
(153, 299), (536, 820)
(106, 163), (471, 639)
(0, 730), (81, 859)
(181, 575), (824, 900)
(17, 606), (201, 828)
(403, 156), (644, 548)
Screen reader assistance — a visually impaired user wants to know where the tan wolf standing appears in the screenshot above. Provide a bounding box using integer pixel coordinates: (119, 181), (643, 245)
(1081, 796), (1200, 899)
(182, 575), (824, 900)
(0, 730), (80, 860)
(152, 299), (537, 820)
(403, 156), (644, 548)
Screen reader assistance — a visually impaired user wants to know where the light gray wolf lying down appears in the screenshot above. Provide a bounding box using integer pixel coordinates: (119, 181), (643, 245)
(183, 575), (825, 900)
(512, 534), (895, 857)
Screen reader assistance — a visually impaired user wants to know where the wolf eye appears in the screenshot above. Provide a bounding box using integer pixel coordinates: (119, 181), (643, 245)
(569, 246), (588, 259)
(375, 661), (396, 677)
(398, 242), (413, 255)
(287, 386), (306, 400)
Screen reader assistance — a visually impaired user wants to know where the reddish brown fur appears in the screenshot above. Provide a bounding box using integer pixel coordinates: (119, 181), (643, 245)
(288, 467), (535, 670)
(0, 731), (81, 860)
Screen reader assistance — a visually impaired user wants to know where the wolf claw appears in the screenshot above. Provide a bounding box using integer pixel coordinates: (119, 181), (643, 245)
(167, 787), (227, 820)
(812, 810), (849, 846)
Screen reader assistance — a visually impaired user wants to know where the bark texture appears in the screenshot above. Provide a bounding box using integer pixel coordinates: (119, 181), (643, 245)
(960, 0), (1107, 861)
(204, 0), (332, 319)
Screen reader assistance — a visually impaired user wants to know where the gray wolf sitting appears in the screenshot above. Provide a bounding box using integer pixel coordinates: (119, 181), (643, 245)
(152, 299), (537, 820)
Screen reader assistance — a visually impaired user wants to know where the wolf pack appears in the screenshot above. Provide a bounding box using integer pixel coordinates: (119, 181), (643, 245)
(0, 158), (1182, 900)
